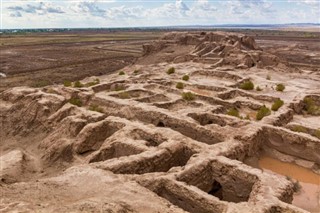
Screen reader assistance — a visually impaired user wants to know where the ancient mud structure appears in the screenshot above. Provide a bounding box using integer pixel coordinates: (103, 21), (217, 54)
(1, 32), (319, 212)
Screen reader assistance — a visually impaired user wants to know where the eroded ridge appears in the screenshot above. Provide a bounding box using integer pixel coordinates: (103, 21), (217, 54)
(1, 32), (319, 213)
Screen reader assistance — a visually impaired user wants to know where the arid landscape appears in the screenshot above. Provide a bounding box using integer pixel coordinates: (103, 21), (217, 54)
(0, 29), (320, 213)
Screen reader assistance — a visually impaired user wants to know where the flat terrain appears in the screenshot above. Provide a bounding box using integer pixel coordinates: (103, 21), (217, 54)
(0, 31), (162, 91)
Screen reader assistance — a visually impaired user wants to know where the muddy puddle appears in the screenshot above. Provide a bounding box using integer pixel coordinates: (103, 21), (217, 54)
(259, 156), (320, 213)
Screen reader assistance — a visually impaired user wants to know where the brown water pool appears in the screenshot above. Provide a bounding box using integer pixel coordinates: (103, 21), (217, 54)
(259, 156), (320, 213)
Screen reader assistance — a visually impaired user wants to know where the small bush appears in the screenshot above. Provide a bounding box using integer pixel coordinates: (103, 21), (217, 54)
(133, 70), (139, 74)
(276, 83), (285, 92)
(176, 82), (184, 89)
(118, 92), (130, 99)
(89, 104), (104, 113)
(69, 97), (82, 107)
(293, 181), (301, 193)
(74, 81), (84, 88)
(256, 105), (271, 120)
(256, 86), (262, 91)
(182, 75), (189, 81)
(85, 78), (100, 87)
(239, 80), (254, 90)
(63, 80), (72, 87)
(167, 67), (175, 75)
(314, 129), (320, 139)
(266, 75), (271, 80)
(271, 99), (284, 111)
(303, 97), (320, 115)
(31, 80), (50, 88)
(227, 108), (240, 118)
(114, 85), (126, 91)
(286, 176), (301, 193)
(182, 92), (195, 101)
(119, 71), (125, 75)
(292, 125), (308, 133)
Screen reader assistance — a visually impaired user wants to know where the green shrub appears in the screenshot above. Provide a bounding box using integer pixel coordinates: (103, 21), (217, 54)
(133, 70), (139, 74)
(114, 85), (126, 91)
(31, 80), (50, 88)
(182, 92), (195, 101)
(89, 104), (104, 113)
(69, 97), (82, 107)
(292, 125), (308, 133)
(293, 181), (301, 193)
(256, 105), (271, 120)
(182, 75), (189, 81)
(167, 67), (175, 75)
(303, 97), (320, 115)
(119, 71), (125, 75)
(74, 81), (84, 88)
(85, 78), (100, 87)
(271, 99), (284, 111)
(266, 75), (271, 80)
(256, 86), (262, 91)
(118, 92), (130, 99)
(239, 80), (254, 90)
(176, 82), (184, 89)
(227, 108), (240, 118)
(314, 129), (320, 139)
(276, 83), (285, 92)
(63, 80), (72, 87)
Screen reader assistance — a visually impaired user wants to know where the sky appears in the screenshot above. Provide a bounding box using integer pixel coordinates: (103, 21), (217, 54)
(1, 0), (320, 29)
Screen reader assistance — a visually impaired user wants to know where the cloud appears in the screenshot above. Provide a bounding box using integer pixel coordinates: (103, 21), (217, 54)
(10, 11), (22, 17)
(300, 0), (319, 6)
(7, 2), (64, 16)
(70, 1), (106, 18)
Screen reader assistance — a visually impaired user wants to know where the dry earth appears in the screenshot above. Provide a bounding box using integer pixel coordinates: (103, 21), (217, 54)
(1, 31), (320, 213)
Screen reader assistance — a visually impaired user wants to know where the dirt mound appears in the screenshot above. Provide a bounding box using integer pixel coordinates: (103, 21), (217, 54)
(140, 31), (292, 70)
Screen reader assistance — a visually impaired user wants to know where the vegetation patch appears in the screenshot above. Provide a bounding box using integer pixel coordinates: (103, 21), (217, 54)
(74, 81), (84, 88)
(69, 97), (82, 107)
(314, 129), (320, 139)
(271, 99), (284, 111)
(133, 70), (139, 75)
(182, 92), (195, 101)
(119, 71), (125, 75)
(118, 92), (130, 99)
(182, 75), (189, 81)
(256, 86), (262, 91)
(227, 108), (240, 118)
(303, 97), (320, 115)
(276, 83), (285, 92)
(291, 125), (308, 133)
(256, 105), (271, 120)
(89, 104), (104, 113)
(85, 78), (100, 87)
(63, 80), (72, 87)
(266, 75), (271, 80)
(239, 80), (254, 90)
(31, 80), (51, 88)
(176, 82), (184, 89)
(113, 84), (126, 91)
(167, 67), (175, 75)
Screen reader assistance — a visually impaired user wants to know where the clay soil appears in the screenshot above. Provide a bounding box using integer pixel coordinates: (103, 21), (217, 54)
(0, 31), (162, 92)
(1, 29), (320, 213)
(1, 29), (319, 92)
